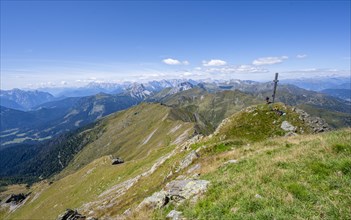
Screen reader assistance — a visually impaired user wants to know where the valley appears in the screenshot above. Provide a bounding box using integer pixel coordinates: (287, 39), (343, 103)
(0, 79), (350, 219)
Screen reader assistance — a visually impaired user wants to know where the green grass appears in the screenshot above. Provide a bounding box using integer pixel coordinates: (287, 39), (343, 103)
(3, 102), (350, 220)
(4, 145), (176, 220)
(298, 104), (351, 128)
(218, 103), (312, 142)
(56, 103), (194, 178)
(2, 103), (196, 220)
(168, 129), (351, 220)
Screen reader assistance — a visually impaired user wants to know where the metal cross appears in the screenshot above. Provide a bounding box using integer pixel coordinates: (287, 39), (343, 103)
(272, 73), (279, 103)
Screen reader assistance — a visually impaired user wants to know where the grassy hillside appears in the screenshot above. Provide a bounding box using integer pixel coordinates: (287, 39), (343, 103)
(0, 103), (201, 185)
(0, 103), (198, 219)
(0, 93), (140, 146)
(59, 102), (196, 177)
(160, 88), (261, 128)
(297, 104), (351, 128)
(163, 129), (351, 219)
(156, 86), (351, 131)
(1, 103), (349, 220)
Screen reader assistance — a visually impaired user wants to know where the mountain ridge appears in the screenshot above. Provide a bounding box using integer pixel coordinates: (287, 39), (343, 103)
(1, 102), (349, 220)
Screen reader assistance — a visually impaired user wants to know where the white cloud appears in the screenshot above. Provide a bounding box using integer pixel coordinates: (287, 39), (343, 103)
(204, 64), (269, 74)
(202, 59), (227, 67)
(163, 58), (181, 65)
(296, 54), (307, 59)
(252, 56), (288, 65)
(162, 58), (189, 65)
(182, 71), (193, 76)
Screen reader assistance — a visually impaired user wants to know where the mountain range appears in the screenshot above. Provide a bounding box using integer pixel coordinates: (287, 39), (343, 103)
(1, 78), (350, 148)
(1, 100), (349, 219)
(0, 89), (56, 111)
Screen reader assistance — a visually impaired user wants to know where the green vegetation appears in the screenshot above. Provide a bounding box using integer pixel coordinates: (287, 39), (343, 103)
(298, 104), (351, 128)
(58, 103), (196, 177)
(0, 103), (197, 185)
(218, 103), (311, 142)
(165, 129), (351, 219)
(1, 101), (350, 220)
(162, 88), (260, 128)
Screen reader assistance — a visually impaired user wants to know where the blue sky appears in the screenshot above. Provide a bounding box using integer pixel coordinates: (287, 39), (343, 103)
(1, 1), (350, 89)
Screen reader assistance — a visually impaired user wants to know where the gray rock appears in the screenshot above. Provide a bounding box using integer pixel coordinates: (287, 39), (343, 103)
(187, 163), (201, 174)
(57, 209), (86, 220)
(5, 193), (27, 205)
(111, 158), (124, 165)
(123, 208), (132, 216)
(166, 210), (183, 220)
(165, 179), (209, 200)
(224, 159), (238, 165)
(176, 151), (199, 172)
(281, 121), (296, 132)
(293, 108), (331, 133)
(137, 190), (168, 210)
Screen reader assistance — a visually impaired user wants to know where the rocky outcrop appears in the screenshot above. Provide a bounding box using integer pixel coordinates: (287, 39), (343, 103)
(187, 163), (201, 174)
(137, 179), (210, 211)
(136, 191), (169, 210)
(81, 146), (183, 219)
(5, 193), (28, 205)
(176, 151), (199, 172)
(292, 108), (331, 133)
(57, 209), (86, 220)
(281, 121), (296, 132)
(111, 157), (124, 165)
(165, 179), (209, 201)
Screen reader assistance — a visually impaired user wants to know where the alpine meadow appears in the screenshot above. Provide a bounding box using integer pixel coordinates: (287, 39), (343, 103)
(0, 1), (350, 220)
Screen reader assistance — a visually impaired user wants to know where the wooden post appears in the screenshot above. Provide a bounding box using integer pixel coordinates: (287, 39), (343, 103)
(272, 73), (279, 103)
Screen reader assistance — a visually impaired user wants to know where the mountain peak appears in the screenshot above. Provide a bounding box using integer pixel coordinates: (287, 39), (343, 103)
(214, 103), (331, 142)
(127, 83), (152, 99)
(168, 81), (194, 95)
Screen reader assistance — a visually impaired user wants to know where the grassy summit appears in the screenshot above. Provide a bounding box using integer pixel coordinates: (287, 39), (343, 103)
(216, 103), (313, 142)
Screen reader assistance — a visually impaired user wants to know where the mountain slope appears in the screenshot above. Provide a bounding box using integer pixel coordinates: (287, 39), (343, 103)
(162, 129), (351, 219)
(154, 88), (261, 128)
(0, 89), (55, 110)
(155, 84), (351, 129)
(0, 93), (139, 147)
(0, 103), (199, 219)
(59, 102), (197, 177)
(321, 88), (351, 101)
(0, 103), (199, 185)
(2, 103), (348, 220)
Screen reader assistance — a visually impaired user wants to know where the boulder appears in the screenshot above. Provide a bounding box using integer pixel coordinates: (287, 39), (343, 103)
(57, 209), (86, 220)
(187, 163), (201, 174)
(137, 191), (168, 210)
(111, 158), (124, 165)
(176, 151), (199, 172)
(166, 210), (183, 220)
(5, 193), (27, 205)
(281, 121), (296, 132)
(165, 179), (209, 201)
